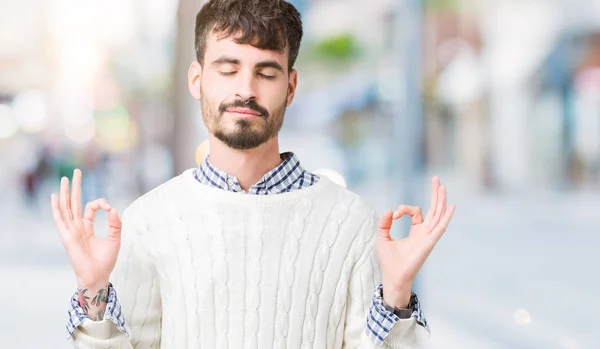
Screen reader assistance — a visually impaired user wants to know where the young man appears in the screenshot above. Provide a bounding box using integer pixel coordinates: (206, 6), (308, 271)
(51, 0), (455, 347)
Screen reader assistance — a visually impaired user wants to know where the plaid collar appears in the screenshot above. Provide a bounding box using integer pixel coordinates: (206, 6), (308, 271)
(194, 152), (318, 195)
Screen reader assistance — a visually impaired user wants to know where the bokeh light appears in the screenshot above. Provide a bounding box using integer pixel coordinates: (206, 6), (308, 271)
(195, 140), (210, 165)
(313, 168), (347, 188)
(12, 91), (48, 133)
(514, 309), (532, 326)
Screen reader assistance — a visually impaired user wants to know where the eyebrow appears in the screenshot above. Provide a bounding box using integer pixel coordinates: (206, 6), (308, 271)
(255, 60), (284, 73)
(212, 56), (284, 73)
(212, 56), (240, 66)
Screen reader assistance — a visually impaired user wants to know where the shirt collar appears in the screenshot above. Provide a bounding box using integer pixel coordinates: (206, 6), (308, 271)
(194, 152), (308, 195)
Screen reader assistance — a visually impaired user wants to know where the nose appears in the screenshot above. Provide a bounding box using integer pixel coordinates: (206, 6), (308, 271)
(235, 71), (257, 102)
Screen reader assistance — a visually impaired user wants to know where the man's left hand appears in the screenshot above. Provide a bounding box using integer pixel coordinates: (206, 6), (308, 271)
(376, 176), (456, 308)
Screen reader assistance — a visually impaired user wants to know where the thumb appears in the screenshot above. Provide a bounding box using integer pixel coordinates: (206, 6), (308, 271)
(107, 208), (122, 240)
(377, 210), (394, 241)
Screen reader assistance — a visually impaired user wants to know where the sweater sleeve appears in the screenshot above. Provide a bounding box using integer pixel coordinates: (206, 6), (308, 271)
(342, 212), (421, 349)
(71, 207), (162, 348)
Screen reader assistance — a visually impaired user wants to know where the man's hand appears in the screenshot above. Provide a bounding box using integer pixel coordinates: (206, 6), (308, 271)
(376, 176), (455, 308)
(51, 169), (122, 319)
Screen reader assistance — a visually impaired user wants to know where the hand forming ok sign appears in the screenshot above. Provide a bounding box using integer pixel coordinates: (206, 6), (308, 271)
(376, 176), (456, 308)
(50, 169), (122, 290)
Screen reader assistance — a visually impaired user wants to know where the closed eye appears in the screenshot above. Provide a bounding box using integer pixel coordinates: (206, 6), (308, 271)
(219, 71), (236, 76)
(258, 73), (275, 80)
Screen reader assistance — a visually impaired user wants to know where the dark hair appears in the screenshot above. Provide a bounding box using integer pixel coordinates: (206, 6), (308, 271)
(194, 0), (303, 72)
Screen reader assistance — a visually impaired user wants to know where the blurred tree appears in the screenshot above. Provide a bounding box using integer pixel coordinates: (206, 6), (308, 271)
(422, 0), (460, 10)
(313, 33), (361, 62)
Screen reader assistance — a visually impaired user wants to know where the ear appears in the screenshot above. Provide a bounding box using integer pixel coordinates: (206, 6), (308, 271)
(286, 69), (298, 106)
(188, 61), (202, 100)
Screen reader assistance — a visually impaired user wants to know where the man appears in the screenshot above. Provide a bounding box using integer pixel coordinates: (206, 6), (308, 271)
(51, 0), (455, 347)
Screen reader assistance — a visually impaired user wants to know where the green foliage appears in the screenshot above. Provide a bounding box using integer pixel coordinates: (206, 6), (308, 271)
(313, 33), (361, 62)
(422, 0), (460, 10)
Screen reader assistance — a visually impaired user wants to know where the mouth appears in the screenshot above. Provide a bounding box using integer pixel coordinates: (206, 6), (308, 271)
(225, 107), (263, 119)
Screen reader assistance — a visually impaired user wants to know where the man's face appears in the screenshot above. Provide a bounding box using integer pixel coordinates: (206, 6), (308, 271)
(189, 30), (298, 150)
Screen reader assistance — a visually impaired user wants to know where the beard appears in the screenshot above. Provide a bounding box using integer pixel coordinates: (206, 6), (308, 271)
(200, 90), (287, 150)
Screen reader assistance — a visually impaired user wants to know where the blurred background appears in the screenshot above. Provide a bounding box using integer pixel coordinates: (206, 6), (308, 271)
(1, 0), (599, 347)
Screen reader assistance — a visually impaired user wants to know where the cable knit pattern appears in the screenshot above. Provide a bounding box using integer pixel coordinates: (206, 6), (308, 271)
(273, 196), (312, 348)
(245, 207), (264, 349)
(70, 169), (420, 349)
(300, 189), (353, 349)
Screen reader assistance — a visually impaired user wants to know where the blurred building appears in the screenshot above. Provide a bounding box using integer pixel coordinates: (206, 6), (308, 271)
(1, 0), (599, 198)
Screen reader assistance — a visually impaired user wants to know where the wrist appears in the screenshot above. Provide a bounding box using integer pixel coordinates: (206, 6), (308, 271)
(77, 279), (110, 292)
(382, 284), (413, 309)
(76, 282), (110, 320)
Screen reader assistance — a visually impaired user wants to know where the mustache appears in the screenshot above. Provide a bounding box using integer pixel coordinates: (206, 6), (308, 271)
(219, 99), (269, 117)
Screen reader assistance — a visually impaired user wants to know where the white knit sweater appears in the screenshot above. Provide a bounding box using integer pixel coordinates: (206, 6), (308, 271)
(72, 169), (420, 348)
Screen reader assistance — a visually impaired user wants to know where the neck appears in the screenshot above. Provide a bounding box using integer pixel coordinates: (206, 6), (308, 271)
(207, 135), (282, 191)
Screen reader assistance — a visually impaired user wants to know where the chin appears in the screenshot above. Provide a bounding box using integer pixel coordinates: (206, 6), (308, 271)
(217, 129), (271, 150)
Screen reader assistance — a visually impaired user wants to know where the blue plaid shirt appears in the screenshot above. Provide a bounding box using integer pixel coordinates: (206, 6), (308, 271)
(66, 152), (428, 346)
(194, 152), (318, 194)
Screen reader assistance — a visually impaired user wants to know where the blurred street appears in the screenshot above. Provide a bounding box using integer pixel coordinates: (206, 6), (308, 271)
(2, 0), (600, 347)
(420, 181), (600, 349)
(1, 176), (598, 349)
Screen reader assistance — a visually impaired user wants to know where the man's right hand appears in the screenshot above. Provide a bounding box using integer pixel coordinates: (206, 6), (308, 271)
(51, 169), (122, 319)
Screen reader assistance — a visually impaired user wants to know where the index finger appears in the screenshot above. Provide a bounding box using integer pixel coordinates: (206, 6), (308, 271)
(393, 205), (423, 225)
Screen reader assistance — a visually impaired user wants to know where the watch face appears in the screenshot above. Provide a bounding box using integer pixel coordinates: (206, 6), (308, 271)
(382, 300), (412, 319)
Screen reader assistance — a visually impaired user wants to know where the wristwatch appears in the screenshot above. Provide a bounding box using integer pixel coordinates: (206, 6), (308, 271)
(382, 299), (413, 319)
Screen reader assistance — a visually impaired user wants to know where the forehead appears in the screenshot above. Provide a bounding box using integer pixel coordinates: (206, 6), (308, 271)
(205, 30), (289, 68)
